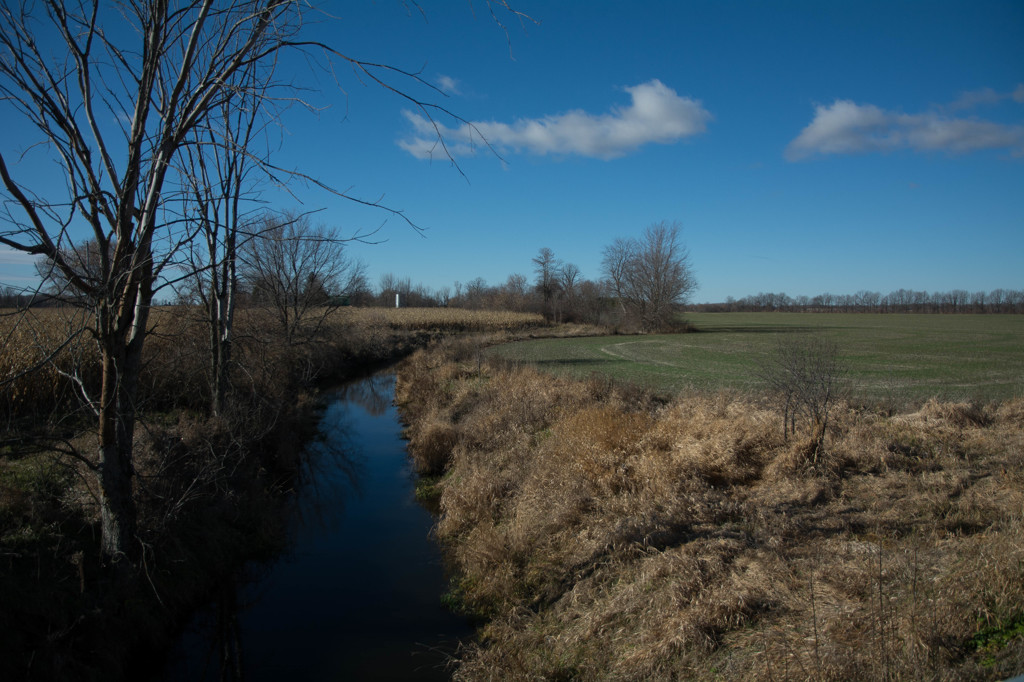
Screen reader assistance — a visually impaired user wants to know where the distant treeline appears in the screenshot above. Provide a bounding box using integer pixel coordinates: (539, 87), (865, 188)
(0, 287), (42, 309)
(10, 283), (1022, 316)
(695, 288), (1024, 314)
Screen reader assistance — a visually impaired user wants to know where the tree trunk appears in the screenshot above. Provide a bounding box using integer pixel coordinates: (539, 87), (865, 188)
(96, 263), (152, 563)
(97, 336), (141, 562)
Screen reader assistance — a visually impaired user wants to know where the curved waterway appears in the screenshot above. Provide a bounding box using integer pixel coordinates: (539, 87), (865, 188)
(157, 373), (472, 680)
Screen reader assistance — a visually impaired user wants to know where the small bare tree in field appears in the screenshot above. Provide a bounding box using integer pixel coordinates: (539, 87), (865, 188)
(758, 335), (846, 456)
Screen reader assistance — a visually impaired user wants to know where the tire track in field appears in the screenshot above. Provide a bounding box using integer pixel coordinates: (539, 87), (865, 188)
(598, 340), (684, 369)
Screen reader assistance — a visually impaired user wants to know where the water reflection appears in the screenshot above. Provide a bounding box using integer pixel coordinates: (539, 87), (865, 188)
(294, 371), (395, 526)
(296, 397), (363, 532)
(334, 372), (396, 416)
(157, 373), (472, 681)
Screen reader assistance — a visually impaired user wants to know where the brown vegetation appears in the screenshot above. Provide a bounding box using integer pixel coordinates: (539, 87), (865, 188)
(0, 306), (540, 420)
(396, 342), (1024, 680)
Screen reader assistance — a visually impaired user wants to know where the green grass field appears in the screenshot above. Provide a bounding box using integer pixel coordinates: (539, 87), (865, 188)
(488, 313), (1024, 405)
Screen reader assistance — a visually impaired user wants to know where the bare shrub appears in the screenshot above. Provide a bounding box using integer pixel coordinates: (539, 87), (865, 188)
(758, 334), (846, 456)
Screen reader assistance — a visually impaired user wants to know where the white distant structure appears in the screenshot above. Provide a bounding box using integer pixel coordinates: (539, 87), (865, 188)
(395, 293), (400, 308)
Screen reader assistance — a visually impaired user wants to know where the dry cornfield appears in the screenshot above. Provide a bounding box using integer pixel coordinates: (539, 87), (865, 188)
(1, 306), (218, 420)
(1, 308), (101, 419)
(333, 306), (546, 333)
(396, 344), (1024, 681)
(1, 305), (547, 421)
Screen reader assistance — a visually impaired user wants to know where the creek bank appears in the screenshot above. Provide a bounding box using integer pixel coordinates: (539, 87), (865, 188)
(394, 342), (1024, 680)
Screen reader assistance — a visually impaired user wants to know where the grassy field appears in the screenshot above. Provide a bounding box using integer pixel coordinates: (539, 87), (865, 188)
(488, 312), (1024, 405)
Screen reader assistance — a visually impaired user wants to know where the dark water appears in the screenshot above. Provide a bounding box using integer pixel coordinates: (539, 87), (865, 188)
(158, 373), (472, 680)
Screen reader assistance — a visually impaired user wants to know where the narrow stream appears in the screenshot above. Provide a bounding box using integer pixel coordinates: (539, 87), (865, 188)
(157, 373), (472, 680)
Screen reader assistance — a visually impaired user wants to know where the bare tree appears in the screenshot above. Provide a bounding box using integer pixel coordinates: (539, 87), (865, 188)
(0, 0), (313, 562)
(556, 262), (582, 322)
(601, 237), (633, 321)
(576, 278), (611, 325)
(462, 277), (490, 309)
(601, 221), (696, 331)
(499, 273), (530, 311)
(0, 0), (527, 562)
(176, 63), (272, 417)
(34, 238), (112, 304)
(558, 262), (581, 293)
(241, 213), (365, 345)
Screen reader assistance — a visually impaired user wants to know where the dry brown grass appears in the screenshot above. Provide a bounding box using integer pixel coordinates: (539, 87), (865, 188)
(396, 345), (1024, 681)
(335, 306), (546, 333)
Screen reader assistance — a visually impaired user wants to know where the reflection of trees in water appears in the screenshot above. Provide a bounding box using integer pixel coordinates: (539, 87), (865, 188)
(294, 377), (392, 533)
(301, 406), (360, 509)
(334, 372), (395, 417)
(174, 580), (243, 681)
(292, 373), (394, 524)
(217, 584), (243, 681)
(165, 373), (399, 681)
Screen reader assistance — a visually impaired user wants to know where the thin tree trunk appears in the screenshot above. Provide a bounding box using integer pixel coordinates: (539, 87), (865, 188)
(210, 270), (234, 417)
(210, 294), (225, 417)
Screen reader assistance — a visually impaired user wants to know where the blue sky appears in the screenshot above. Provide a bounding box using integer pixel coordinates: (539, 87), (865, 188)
(2, 0), (1022, 303)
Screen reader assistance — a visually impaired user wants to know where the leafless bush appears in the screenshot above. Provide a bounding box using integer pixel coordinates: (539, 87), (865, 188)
(758, 334), (846, 456)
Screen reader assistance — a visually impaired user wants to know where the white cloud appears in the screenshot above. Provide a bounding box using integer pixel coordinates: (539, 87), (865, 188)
(785, 99), (1024, 161)
(436, 75), (460, 95)
(398, 79), (711, 161)
(0, 248), (41, 287)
